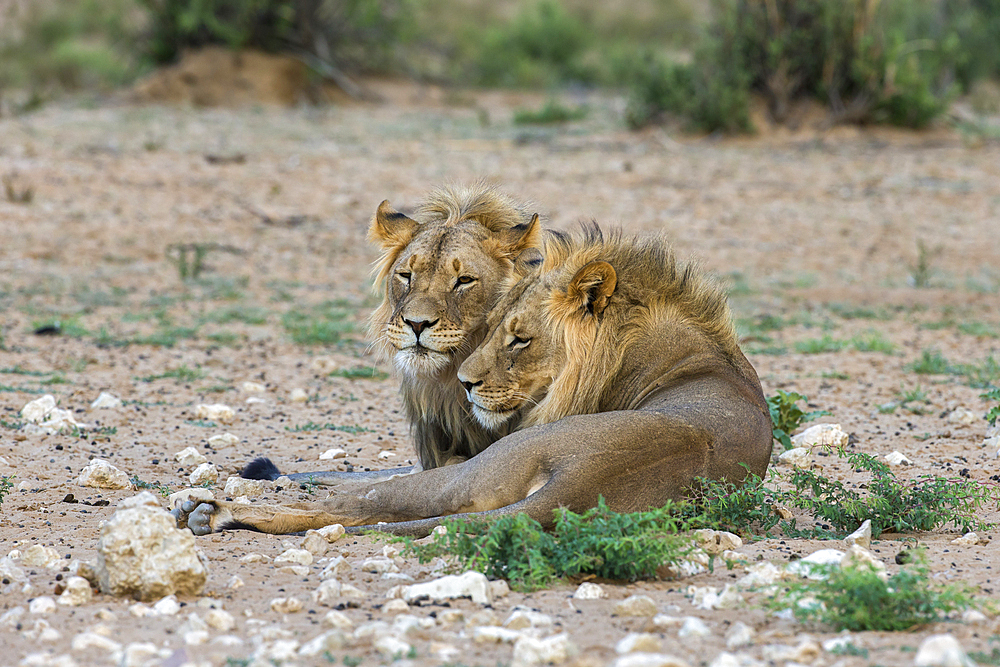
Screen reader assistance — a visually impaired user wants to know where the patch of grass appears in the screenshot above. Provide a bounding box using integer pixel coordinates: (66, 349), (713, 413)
(736, 313), (786, 341)
(39, 374), (70, 385)
(912, 350), (1000, 388)
(827, 643), (869, 659)
(826, 304), (894, 320)
(968, 647), (1000, 666)
(135, 365), (206, 383)
(0, 384), (46, 395)
(130, 325), (199, 347)
(767, 390), (830, 450)
(794, 335), (846, 354)
(69, 425), (117, 438)
(0, 474), (14, 505)
(958, 321), (999, 338)
(282, 302), (359, 346)
(185, 419), (218, 428)
(848, 330), (895, 354)
(820, 371), (850, 380)
(882, 384), (933, 415)
(328, 367), (389, 381)
(204, 331), (240, 346)
(771, 552), (973, 631)
(909, 239), (942, 288)
(129, 475), (170, 497)
(907, 348), (952, 375)
(513, 100), (588, 124)
(0, 366), (50, 377)
(1, 419), (25, 430)
(745, 344), (788, 356)
(395, 497), (695, 591)
(286, 422), (371, 435)
(202, 384), (232, 394)
(199, 306), (270, 326)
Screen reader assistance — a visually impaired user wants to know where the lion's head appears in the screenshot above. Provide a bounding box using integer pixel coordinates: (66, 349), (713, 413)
(368, 184), (541, 380)
(459, 227), (742, 431)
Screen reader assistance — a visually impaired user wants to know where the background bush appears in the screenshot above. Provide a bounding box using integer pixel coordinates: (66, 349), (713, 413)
(627, 0), (1000, 132)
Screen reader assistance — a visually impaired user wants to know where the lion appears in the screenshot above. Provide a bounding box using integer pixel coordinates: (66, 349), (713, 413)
(240, 183), (542, 487)
(173, 226), (773, 536)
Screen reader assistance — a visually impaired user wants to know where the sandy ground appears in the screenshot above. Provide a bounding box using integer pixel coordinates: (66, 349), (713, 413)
(1, 82), (1000, 666)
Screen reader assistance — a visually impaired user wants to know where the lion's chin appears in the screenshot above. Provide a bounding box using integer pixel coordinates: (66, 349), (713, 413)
(471, 404), (518, 431)
(394, 347), (453, 378)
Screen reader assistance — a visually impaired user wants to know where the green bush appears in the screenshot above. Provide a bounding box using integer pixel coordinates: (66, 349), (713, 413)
(628, 0), (1000, 132)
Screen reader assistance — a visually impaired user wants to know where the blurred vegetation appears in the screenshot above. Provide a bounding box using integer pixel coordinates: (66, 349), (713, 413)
(626, 0), (1000, 132)
(1, 0), (999, 132)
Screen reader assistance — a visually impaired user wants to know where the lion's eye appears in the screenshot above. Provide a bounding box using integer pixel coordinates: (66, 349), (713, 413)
(455, 275), (476, 288)
(509, 335), (531, 350)
(396, 271), (412, 284)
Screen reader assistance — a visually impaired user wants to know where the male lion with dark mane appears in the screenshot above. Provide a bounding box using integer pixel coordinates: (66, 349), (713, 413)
(173, 225), (772, 536)
(241, 183), (541, 487)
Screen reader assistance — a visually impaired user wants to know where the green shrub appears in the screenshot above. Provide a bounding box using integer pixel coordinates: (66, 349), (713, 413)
(513, 99), (588, 124)
(396, 498), (695, 590)
(772, 553), (973, 631)
(984, 388), (1000, 426)
(767, 390), (830, 450)
(628, 0), (995, 132)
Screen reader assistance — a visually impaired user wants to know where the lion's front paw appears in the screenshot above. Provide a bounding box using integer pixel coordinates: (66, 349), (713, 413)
(171, 497), (225, 535)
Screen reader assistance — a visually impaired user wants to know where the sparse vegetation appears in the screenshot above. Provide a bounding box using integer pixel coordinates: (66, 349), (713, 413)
(908, 349), (1000, 388)
(513, 100), (588, 125)
(396, 497), (696, 591)
(767, 390), (830, 450)
(135, 365), (206, 383)
(909, 239), (943, 288)
(130, 475), (171, 497)
(983, 388), (1000, 426)
(771, 553), (973, 631)
(0, 474), (14, 506)
(328, 367), (389, 381)
(286, 422), (371, 435)
(166, 242), (244, 281)
(282, 303), (359, 346)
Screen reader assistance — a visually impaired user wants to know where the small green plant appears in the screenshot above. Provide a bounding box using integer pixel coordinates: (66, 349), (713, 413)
(0, 474), (14, 505)
(129, 476), (171, 497)
(0, 419), (25, 430)
(68, 425), (117, 438)
(282, 305), (358, 346)
(328, 367), (389, 381)
(341, 656), (363, 667)
(983, 388), (1000, 426)
(767, 390), (830, 450)
(794, 335), (846, 354)
(286, 422), (371, 435)
(849, 331), (896, 354)
(772, 554), (972, 631)
(969, 646), (1000, 666)
(909, 239), (942, 288)
(513, 100), (588, 124)
(185, 419), (218, 428)
(396, 497), (696, 591)
(3, 174), (34, 203)
(908, 348), (952, 375)
(166, 242), (244, 281)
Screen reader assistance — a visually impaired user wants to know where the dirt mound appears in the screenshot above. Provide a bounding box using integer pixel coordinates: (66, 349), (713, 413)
(132, 47), (314, 107)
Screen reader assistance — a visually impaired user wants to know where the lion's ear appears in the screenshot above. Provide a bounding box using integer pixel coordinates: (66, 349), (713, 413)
(564, 260), (617, 317)
(496, 213), (542, 259)
(369, 200), (419, 249)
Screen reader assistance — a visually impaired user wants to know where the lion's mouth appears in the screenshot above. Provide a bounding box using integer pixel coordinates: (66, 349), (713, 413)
(393, 346), (452, 378)
(470, 402), (519, 430)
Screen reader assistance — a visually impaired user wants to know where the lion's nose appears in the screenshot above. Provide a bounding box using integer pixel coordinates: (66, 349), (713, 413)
(404, 318), (438, 336)
(459, 378), (482, 393)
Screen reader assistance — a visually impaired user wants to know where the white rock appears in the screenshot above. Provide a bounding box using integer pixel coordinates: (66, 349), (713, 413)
(946, 408), (978, 425)
(227, 575), (244, 590)
(320, 555), (350, 579)
(361, 556), (398, 574)
(29, 597), (57, 614)
(299, 629), (348, 656)
(245, 396), (267, 405)
(290, 388), (309, 403)
(90, 392), (122, 410)
(256, 639), (300, 662)
(762, 639), (821, 663)
(822, 635), (857, 652)
(738, 561), (782, 588)
(168, 487), (214, 509)
(778, 447), (812, 467)
(786, 549), (844, 579)
(77, 458), (132, 490)
(241, 381), (266, 393)
(383, 598), (410, 615)
(961, 610), (988, 624)
(354, 620), (391, 641)
(300, 531), (328, 556)
(195, 403), (235, 424)
(275, 548), (313, 567)
(223, 476), (268, 497)
(188, 462), (218, 485)
(612, 594), (659, 617)
(885, 450), (912, 466)
(21, 395), (57, 423)
(152, 595), (181, 616)
(278, 565), (310, 576)
(951, 532), (980, 546)
(239, 552), (267, 563)
(513, 632), (573, 665)
(402, 571), (492, 605)
(324, 610), (353, 630)
(378, 450), (396, 459)
(915, 635), (976, 667)
(205, 609), (235, 631)
(313, 579), (343, 606)
(504, 609), (553, 630)
(841, 545), (887, 580)
(474, 626), (523, 644)
(270, 597), (303, 613)
(724, 621), (756, 649)
(174, 447), (208, 467)
(707, 652), (744, 667)
(844, 519), (872, 550)
(207, 432), (240, 447)
(96, 492), (208, 600)
(678, 617), (711, 638)
(573, 581), (607, 599)
(689, 584), (743, 610)
(21, 653), (77, 667)
(184, 630), (209, 645)
(374, 635), (411, 659)
(616, 633), (662, 654)
(613, 654), (692, 667)
(693, 529), (743, 555)
(57, 577), (92, 606)
(120, 642), (158, 667)
(27, 620), (61, 642)
(319, 448), (347, 460)
(22, 545), (61, 569)
(71, 631), (121, 652)
(791, 423), (848, 449)
(489, 579), (510, 599)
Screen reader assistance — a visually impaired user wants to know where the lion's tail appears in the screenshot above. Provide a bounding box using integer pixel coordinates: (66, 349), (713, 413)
(241, 457), (282, 481)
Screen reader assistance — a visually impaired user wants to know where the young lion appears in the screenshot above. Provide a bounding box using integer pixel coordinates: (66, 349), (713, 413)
(173, 226), (772, 536)
(240, 183), (542, 486)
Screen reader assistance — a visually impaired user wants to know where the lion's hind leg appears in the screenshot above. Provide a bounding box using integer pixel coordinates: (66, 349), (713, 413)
(172, 497), (350, 535)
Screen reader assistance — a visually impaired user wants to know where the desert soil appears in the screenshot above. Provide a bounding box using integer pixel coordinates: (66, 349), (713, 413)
(1, 80), (999, 667)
